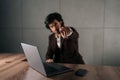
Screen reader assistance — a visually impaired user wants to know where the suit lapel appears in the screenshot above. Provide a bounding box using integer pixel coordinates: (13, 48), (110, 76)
(53, 34), (64, 49)
(61, 37), (64, 48)
(53, 35), (57, 49)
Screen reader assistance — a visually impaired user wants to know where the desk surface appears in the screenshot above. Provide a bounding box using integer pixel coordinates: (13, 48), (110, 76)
(0, 53), (120, 80)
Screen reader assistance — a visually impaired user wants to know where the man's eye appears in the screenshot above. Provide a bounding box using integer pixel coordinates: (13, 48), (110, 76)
(51, 25), (54, 28)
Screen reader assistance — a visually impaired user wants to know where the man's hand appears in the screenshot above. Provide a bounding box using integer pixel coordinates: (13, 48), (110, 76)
(59, 27), (70, 39)
(46, 59), (54, 63)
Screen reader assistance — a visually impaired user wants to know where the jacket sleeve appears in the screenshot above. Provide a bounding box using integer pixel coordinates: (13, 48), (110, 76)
(68, 27), (79, 40)
(46, 35), (54, 60)
(66, 27), (79, 52)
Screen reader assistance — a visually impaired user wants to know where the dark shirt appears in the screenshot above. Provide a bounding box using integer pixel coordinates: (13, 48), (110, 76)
(46, 27), (84, 64)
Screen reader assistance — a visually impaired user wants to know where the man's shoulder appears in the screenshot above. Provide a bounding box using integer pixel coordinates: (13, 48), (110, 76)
(49, 33), (55, 38)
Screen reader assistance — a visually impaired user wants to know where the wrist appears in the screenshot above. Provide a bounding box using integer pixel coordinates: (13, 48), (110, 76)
(67, 27), (73, 37)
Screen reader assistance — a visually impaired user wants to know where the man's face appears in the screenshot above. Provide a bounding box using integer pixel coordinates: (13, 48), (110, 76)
(48, 19), (62, 34)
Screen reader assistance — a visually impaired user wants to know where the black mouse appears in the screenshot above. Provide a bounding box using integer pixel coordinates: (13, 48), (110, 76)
(75, 69), (88, 77)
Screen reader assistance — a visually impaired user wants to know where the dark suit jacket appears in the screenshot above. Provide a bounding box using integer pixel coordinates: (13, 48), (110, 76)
(46, 27), (84, 64)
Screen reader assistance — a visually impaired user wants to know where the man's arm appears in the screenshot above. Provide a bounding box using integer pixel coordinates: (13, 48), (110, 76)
(68, 27), (79, 40)
(46, 35), (54, 63)
(59, 27), (79, 39)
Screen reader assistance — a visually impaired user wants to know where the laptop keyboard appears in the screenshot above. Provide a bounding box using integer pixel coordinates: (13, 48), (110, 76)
(43, 63), (59, 73)
(43, 63), (71, 76)
(43, 63), (70, 73)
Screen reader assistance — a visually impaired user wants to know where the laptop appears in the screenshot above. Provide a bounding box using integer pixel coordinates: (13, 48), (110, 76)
(21, 43), (71, 77)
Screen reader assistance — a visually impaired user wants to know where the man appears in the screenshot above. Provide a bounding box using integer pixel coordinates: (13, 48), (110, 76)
(44, 12), (84, 64)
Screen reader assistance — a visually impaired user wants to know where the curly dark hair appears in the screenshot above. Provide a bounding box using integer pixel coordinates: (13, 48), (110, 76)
(44, 12), (64, 30)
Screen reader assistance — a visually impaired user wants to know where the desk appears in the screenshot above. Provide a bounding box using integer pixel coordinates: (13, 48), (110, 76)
(0, 53), (120, 80)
